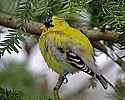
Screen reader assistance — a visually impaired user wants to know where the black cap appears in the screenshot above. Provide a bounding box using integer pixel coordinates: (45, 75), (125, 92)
(44, 19), (54, 28)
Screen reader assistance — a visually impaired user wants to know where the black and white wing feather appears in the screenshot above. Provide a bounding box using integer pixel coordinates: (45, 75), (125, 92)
(66, 51), (108, 89)
(66, 51), (95, 76)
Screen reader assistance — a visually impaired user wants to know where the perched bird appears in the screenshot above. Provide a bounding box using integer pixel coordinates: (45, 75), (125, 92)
(39, 16), (109, 89)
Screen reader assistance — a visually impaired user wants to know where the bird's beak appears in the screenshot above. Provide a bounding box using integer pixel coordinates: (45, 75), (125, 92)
(40, 24), (48, 33)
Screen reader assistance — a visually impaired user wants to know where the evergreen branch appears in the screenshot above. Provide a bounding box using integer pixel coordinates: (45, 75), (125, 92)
(0, 0), (32, 57)
(31, 0), (88, 21)
(0, 86), (51, 100)
(89, 0), (125, 33)
(16, 0), (32, 27)
(0, 87), (22, 100)
(0, 29), (25, 58)
(102, 0), (125, 32)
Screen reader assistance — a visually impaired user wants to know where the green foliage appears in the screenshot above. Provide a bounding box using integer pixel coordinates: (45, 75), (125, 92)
(31, 0), (68, 21)
(0, 86), (51, 100)
(89, 0), (125, 69)
(102, 0), (125, 33)
(0, 0), (31, 58)
(0, 29), (25, 58)
(31, 0), (88, 22)
(0, 87), (22, 100)
(16, 0), (32, 27)
(89, 0), (125, 33)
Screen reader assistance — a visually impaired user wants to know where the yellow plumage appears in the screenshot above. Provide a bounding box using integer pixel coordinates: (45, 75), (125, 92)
(39, 16), (108, 89)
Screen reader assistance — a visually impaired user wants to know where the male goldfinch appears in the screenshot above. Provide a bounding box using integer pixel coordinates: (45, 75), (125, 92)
(39, 16), (109, 89)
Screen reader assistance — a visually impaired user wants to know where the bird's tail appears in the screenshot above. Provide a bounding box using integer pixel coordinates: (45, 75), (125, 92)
(96, 74), (108, 89)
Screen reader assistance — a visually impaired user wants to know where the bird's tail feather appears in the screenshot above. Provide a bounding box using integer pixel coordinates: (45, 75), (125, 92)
(96, 74), (108, 89)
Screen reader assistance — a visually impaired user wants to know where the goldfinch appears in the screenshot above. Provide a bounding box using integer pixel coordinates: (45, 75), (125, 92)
(39, 16), (109, 89)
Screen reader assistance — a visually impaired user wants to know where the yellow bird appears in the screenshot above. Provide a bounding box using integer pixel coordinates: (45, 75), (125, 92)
(39, 16), (109, 90)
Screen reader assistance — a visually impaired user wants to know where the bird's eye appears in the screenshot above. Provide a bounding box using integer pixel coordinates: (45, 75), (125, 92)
(44, 19), (54, 28)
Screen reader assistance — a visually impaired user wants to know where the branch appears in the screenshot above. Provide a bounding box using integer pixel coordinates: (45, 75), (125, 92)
(0, 15), (43, 35)
(0, 14), (120, 42)
(88, 31), (119, 42)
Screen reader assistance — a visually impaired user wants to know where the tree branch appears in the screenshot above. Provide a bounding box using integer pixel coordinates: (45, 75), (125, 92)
(0, 15), (120, 42)
(0, 15), (43, 35)
(88, 31), (119, 42)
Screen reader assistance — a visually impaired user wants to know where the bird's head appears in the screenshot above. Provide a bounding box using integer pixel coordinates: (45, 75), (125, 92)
(40, 16), (69, 33)
(44, 16), (68, 29)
